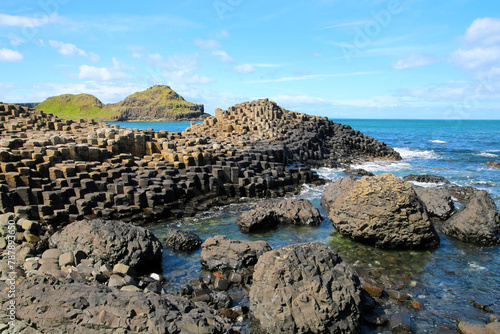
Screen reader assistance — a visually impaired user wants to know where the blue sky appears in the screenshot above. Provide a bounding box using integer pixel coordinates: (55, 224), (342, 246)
(1, 0), (500, 119)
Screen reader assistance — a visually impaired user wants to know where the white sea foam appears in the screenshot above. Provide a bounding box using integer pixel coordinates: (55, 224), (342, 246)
(468, 262), (487, 271)
(476, 151), (498, 158)
(350, 161), (413, 174)
(395, 147), (439, 160)
(429, 140), (450, 144)
(407, 181), (446, 188)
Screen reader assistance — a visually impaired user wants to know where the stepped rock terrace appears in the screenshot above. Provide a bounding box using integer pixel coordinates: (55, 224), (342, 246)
(0, 99), (400, 225)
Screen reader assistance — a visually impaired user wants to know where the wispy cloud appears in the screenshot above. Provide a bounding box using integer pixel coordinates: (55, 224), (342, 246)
(77, 58), (132, 81)
(245, 71), (381, 84)
(49, 40), (100, 62)
(318, 20), (371, 30)
(0, 13), (60, 27)
(212, 50), (234, 63)
(234, 64), (257, 74)
(194, 39), (220, 49)
(393, 53), (437, 70)
(0, 48), (23, 62)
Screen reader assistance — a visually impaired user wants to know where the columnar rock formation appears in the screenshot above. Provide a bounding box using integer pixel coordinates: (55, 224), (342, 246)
(0, 99), (399, 228)
(189, 99), (401, 167)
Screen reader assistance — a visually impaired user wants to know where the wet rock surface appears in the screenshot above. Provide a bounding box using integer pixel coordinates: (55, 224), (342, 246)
(164, 229), (203, 252)
(412, 186), (455, 220)
(329, 173), (440, 249)
(49, 219), (163, 273)
(442, 190), (500, 245)
(200, 235), (272, 272)
(403, 174), (451, 184)
(235, 198), (322, 232)
(249, 242), (362, 334)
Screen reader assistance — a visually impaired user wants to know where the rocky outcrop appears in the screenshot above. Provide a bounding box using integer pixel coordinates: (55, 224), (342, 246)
(235, 198), (322, 232)
(343, 168), (374, 177)
(50, 219), (163, 273)
(329, 174), (440, 249)
(403, 174), (451, 184)
(113, 85), (206, 122)
(442, 190), (500, 245)
(5, 276), (238, 334)
(413, 186), (455, 220)
(188, 99), (401, 168)
(486, 161), (500, 168)
(200, 235), (271, 272)
(320, 176), (358, 212)
(164, 229), (203, 252)
(249, 242), (361, 333)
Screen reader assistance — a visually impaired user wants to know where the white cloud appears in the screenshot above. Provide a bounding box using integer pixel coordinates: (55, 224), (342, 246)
(9, 37), (24, 46)
(393, 53), (436, 70)
(464, 17), (500, 46)
(49, 40), (100, 62)
(212, 50), (234, 63)
(234, 64), (257, 74)
(0, 48), (23, 62)
(318, 20), (371, 30)
(245, 71), (381, 84)
(145, 53), (215, 87)
(78, 58), (131, 81)
(216, 30), (229, 38)
(451, 46), (500, 70)
(31, 82), (146, 104)
(333, 96), (402, 108)
(0, 13), (60, 27)
(194, 39), (220, 49)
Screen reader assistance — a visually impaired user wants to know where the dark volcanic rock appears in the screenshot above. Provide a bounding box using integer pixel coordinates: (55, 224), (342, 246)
(250, 242), (361, 334)
(164, 229), (203, 252)
(50, 219), (163, 273)
(320, 176), (359, 212)
(442, 190), (500, 245)
(200, 235), (272, 271)
(403, 174), (451, 184)
(343, 168), (375, 177)
(5, 277), (237, 334)
(235, 198), (322, 232)
(446, 185), (479, 204)
(413, 186), (455, 220)
(329, 174), (440, 249)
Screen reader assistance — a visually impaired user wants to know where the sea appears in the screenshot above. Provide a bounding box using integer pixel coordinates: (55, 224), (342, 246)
(112, 119), (500, 333)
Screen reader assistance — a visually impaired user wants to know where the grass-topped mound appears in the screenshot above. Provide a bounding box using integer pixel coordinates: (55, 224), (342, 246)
(35, 85), (205, 121)
(37, 94), (119, 120)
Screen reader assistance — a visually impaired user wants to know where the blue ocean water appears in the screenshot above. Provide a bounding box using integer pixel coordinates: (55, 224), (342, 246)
(119, 119), (500, 332)
(108, 120), (200, 133)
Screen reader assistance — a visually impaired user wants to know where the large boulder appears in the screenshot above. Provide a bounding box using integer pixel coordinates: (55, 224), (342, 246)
(320, 176), (358, 211)
(200, 235), (271, 272)
(164, 229), (203, 252)
(7, 277), (237, 334)
(403, 174), (450, 185)
(235, 199), (322, 233)
(413, 186), (455, 220)
(50, 219), (163, 273)
(442, 190), (500, 245)
(250, 242), (361, 333)
(329, 173), (440, 249)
